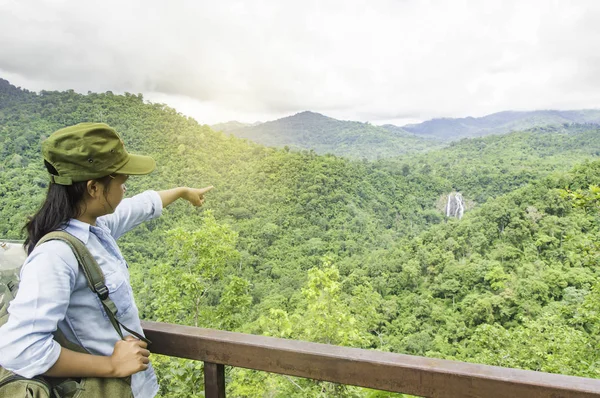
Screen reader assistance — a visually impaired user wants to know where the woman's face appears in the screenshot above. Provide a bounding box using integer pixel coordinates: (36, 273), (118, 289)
(102, 174), (129, 213)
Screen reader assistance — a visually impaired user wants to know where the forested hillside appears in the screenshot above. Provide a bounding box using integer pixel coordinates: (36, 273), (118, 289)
(220, 111), (440, 160)
(381, 123), (600, 203)
(1, 79), (599, 397)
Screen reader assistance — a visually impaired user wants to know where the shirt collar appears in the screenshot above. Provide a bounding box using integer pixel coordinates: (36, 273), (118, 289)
(63, 218), (92, 244)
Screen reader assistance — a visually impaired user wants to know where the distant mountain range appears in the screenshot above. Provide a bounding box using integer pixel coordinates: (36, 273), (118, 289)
(212, 111), (440, 160)
(211, 120), (260, 132)
(212, 109), (600, 159)
(398, 110), (600, 140)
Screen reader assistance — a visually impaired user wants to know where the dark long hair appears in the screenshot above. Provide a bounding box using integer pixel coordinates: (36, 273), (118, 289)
(24, 161), (111, 254)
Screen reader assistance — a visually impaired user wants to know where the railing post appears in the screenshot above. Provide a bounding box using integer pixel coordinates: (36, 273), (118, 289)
(204, 362), (225, 398)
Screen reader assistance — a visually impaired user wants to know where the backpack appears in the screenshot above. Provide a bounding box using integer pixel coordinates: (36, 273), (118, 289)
(0, 231), (151, 398)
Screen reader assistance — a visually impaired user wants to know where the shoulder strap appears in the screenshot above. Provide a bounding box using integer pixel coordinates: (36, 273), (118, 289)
(36, 231), (150, 345)
(38, 232), (105, 299)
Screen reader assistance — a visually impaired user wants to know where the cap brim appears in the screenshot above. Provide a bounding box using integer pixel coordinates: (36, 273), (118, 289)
(115, 154), (156, 175)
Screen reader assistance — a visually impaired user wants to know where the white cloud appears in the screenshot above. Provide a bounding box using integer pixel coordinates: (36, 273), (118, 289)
(1, 0), (599, 125)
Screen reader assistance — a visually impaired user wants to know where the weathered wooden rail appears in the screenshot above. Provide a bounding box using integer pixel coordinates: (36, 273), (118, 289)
(142, 321), (600, 398)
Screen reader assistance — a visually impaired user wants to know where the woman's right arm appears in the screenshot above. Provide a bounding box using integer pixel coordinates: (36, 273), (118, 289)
(44, 336), (150, 378)
(0, 243), (73, 378)
(0, 242), (147, 378)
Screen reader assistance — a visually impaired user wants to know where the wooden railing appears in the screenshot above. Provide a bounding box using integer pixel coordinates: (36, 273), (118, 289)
(142, 321), (600, 398)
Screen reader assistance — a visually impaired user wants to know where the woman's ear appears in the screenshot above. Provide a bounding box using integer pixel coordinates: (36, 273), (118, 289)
(86, 180), (101, 198)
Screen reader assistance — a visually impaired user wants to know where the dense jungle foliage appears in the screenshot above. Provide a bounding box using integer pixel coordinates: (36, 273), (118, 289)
(1, 79), (599, 397)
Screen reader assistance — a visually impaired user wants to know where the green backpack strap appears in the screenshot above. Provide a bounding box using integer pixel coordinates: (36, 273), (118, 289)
(36, 231), (150, 345)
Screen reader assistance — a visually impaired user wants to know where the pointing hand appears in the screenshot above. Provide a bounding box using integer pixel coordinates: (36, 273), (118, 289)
(182, 186), (214, 207)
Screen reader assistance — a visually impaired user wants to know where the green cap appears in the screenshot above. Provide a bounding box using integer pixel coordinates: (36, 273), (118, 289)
(42, 123), (156, 185)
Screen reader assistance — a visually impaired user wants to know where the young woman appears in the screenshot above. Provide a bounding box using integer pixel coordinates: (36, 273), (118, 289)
(0, 123), (213, 397)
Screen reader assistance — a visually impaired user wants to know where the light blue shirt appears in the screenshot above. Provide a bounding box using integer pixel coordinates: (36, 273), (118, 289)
(0, 190), (162, 398)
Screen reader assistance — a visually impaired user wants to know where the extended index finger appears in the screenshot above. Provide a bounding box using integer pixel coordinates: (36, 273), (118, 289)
(198, 186), (214, 195)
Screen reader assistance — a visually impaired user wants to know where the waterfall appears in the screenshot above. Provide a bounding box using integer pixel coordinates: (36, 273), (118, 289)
(446, 192), (465, 220)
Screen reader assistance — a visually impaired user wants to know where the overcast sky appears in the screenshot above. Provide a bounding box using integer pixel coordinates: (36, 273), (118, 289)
(1, 0), (599, 125)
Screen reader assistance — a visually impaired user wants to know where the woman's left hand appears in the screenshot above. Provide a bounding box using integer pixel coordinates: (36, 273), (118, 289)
(182, 186), (214, 207)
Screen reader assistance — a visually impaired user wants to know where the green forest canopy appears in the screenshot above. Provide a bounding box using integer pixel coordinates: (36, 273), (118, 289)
(1, 79), (599, 397)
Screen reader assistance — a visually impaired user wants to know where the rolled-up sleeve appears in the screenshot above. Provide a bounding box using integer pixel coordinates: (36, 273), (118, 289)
(0, 241), (77, 378)
(99, 190), (163, 240)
